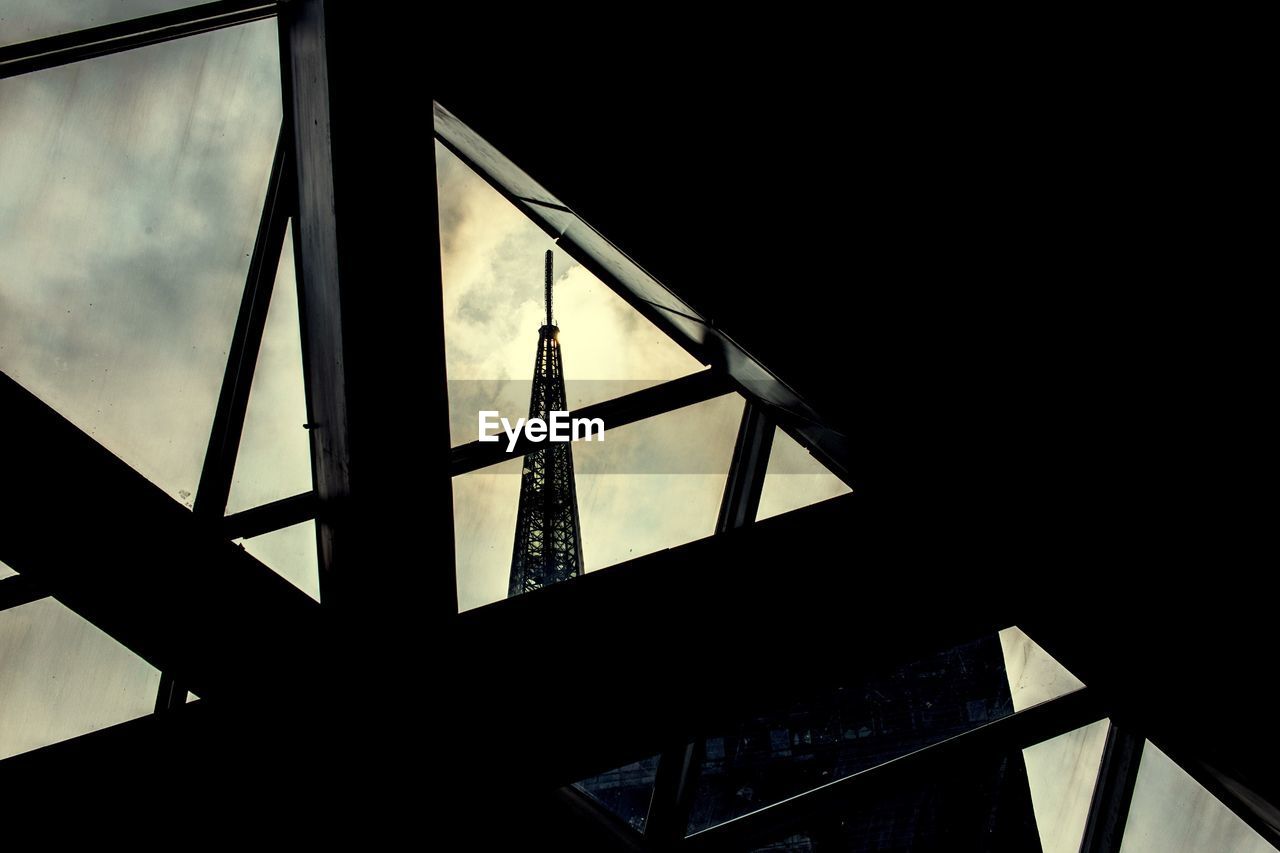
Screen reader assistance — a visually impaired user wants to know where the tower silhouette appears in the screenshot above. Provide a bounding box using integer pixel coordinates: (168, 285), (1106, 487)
(508, 250), (585, 596)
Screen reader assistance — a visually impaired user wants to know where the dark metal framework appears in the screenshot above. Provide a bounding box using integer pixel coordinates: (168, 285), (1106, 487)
(0, 4), (1277, 851)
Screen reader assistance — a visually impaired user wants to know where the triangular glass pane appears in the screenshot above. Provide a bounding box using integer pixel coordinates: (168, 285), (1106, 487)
(226, 220), (312, 515)
(1121, 742), (1275, 853)
(756, 429), (853, 522)
(235, 520), (320, 602)
(0, 597), (160, 759)
(999, 626), (1086, 712)
(0, 2), (206, 48)
(0, 21), (282, 505)
(435, 141), (704, 448)
(1023, 718), (1110, 853)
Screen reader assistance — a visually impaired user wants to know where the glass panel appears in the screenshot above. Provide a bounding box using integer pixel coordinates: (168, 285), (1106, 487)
(235, 520), (320, 602)
(1120, 741), (1274, 853)
(0, 21), (283, 505)
(750, 835), (815, 852)
(688, 633), (1017, 834)
(436, 140), (704, 448)
(453, 456), (523, 611)
(575, 392), (742, 567)
(0, 597), (160, 759)
(756, 429), (852, 522)
(452, 393), (743, 612)
(0, 559), (16, 580)
(740, 751), (1041, 851)
(999, 626), (1085, 712)
(226, 221), (312, 514)
(0, 0), (205, 48)
(574, 754), (660, 833)
(1023, 719), (1109, 853)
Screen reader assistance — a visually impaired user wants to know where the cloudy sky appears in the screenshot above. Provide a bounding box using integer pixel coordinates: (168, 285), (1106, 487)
(0, 0), (205, 48)
(4, 16), (1267, 853)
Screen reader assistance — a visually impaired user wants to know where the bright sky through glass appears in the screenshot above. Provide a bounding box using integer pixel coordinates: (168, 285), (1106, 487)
(0, 20), (282, 506)
(436, 141), (705, 446)
(0, 0), (204, 48)
(0, 597), (160, 759)
(438, 141), (745, 610)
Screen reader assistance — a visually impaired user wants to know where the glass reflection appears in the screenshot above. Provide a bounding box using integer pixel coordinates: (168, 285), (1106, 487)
(574, 754), (660, 833)
(688, 627), (1085, 836)
(740, 751), (1040, 851)
(688, 634), (1018, 834)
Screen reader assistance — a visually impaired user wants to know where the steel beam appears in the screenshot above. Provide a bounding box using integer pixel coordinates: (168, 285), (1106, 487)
(644, 739), (702, 847)
(716, 400), (775, 532)
(221, 491), (318, 540)
(279, 0), (457, 616)
(1079, 720), (1144, 853)
(278, 0), (350, 607)
(0, 574), (48, 613)
(450, 493), (1019, 791)
(193, 126), (293, 524)
(645, 398), (777, 844)
(0, 0), (276, 79)
(0, 372), (323, 703)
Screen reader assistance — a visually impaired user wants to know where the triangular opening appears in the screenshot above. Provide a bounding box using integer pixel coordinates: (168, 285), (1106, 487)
(0, 21), (282, 506)
(435, 141), (704, 448)
(999, 626), (1086, 712)
(756, 428), (853, 522)
(0, 559), (16, 580)
(0, 597), (160, 759)
(226, 220), (312, 515)
(235, 520), (320, 602)
(1023, 719), (1110, 853)
(1124, 741), (1275, 852)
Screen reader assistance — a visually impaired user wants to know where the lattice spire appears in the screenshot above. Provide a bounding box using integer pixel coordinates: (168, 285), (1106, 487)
(508, 250), (584, 596)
